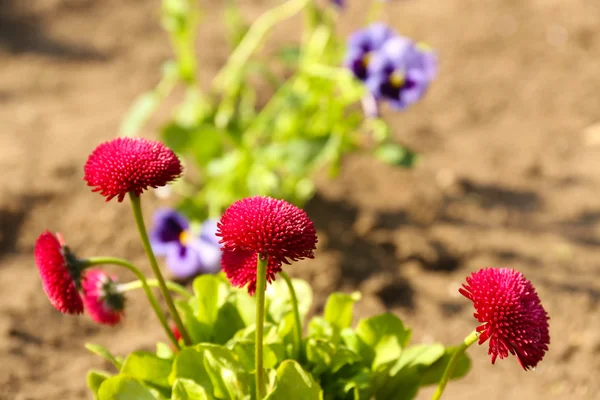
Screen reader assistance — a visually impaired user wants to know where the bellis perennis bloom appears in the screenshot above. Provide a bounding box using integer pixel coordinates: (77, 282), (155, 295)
(150, 209), (221, 278)
(34, 231), (84, 314)
(84, 137), (182, 202)
(460, 268), (550, 370)
(345, 23), (437, 111)
(82, 269), (125, 326)
(216, 196), (317, 294)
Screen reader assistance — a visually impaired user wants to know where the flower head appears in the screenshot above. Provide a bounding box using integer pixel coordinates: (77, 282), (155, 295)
(82, 269), (125, 326)
(34, 231), (84, 314)
(366, 37), (437, 110)
(217, 196), (317, 294)
(460, 268), (550, 370)
(150, 209), (221, 278)
(345, 23), (395, 81)
(84, 137), (182, 202)
(217, 196), (317, 264)
(221, 249), (283, 295)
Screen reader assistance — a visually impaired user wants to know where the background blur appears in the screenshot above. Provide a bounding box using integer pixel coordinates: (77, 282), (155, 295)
(1, 0), (599, 399)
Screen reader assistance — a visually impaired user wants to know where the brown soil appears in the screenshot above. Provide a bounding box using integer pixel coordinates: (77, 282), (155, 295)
(1, 0), (598, 399)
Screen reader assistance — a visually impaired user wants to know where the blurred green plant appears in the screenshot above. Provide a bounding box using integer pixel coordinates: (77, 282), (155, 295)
(120, 0), (416, 220)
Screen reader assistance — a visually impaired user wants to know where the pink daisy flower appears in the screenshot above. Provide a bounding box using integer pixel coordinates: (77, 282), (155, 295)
(34, 231), (84, 314)
(84, 137), (182, 202)
(460, 268), (550, 370)
(217, 196), (317, 294)
(81, 269), (125, 326)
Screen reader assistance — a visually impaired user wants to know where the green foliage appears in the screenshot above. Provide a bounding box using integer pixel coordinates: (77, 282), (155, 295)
(88, 273), (470, 399)
(119, 0), (417, 220)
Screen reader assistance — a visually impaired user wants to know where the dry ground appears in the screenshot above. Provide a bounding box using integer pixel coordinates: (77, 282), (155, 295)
(0, 0), (599, 399)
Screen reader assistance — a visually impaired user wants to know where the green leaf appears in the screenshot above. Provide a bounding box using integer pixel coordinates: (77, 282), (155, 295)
(350, 313), (412, 368)
(169, 347), (213, 392)
(203, 348), (251, 399)
(98, 375), (156, 400)
(121, 351), (172, 390)
(156, 342), (175, 360)
(231, 339), (286, 371)
(170, 343), (249, 398)
(213, 302), (247, 345)
(308, 317), (336, 341)
(192, 275), (230, 327)
(374, 367), (421, 400)
(306, 338), (336, 376)
(266, 278), (312, 324)
(330, 348), (361, 374)
(172, 379), (211, 400)
(177, 300), (211, 344)
(85, 343), (123, 370)
(389, 344), (445, 376)
(228, 290), (256, 326)
(373, 344), (445, 400)
(324, 292), (361, 331)
(374, 143), (418, 168)
(87, 370), (112, 400)
(420, 346), (472, 386)
(265, 360), (322, 400)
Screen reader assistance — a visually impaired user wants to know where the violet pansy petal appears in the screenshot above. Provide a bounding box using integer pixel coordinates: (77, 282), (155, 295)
(199, 219), (220, 246)
(165, 244), (202, 278)
(150, 208), (189, 254)
(193, 238), (222, 274)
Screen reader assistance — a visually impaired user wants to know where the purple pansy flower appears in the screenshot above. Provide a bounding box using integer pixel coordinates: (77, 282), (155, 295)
(344, 23), (395, 81)
(366, 37), (437, 110)
(150, 209), (221, 278)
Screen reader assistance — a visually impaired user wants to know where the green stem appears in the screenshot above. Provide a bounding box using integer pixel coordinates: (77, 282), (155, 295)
(255, 254), (269, 399)
(129, 193), (192, 346)
(81, 257), (179, 349)
(213, 0), (311, 91)
(431, 330), (479, 400)
(280, 271), (303, 360)
(119, 279), (193, 299)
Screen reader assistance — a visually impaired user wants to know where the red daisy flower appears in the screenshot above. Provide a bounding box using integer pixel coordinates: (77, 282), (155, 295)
(221, 249), (283, 295)
(84, 137), (182, 202)
(459, 268), (550, 370)
(81, 269), (125, 326)
(34, 231), (84, 314)
(217, 196), (317, 263)
(216, 196), (317, 294)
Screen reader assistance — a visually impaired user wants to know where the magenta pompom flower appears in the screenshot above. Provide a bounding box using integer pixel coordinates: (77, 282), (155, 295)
(459, 268), (550, 370)
(217, 196), (317, 294)
(82, 269), (125, 326)
(84, 137), (182, 202)
(34, 231), (84, 314)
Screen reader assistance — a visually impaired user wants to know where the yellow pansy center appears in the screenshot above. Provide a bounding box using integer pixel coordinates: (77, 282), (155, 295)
(362, 52), (372, 67)
(179, 230), (191, 246)
(390, 71), (406, 88)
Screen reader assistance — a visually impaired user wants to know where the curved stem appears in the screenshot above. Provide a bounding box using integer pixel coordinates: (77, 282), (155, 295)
(280, 271), (303, 361)
(119, 279), (193, 299)
(255, 254), (269, 399)
(82, 257), (178, 349)
(431, 330), (479, 400)
(129, 193), (192, 346)
(214, 0), (311, 91)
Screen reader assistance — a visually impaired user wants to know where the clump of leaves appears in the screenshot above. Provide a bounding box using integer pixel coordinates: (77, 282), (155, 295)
(87, 274), (470, 399)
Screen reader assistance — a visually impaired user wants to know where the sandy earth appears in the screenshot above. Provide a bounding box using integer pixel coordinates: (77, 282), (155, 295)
(1, 0), (599, 399)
